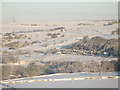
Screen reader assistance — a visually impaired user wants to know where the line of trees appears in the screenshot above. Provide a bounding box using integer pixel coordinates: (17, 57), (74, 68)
(2, 60), (119, 80)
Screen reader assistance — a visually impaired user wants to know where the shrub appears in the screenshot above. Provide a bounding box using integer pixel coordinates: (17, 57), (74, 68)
(2, 65), (12, 80)
(2, 51), (19, 64)
(26, 62), (46, 76)
(51, 33), (59, 38)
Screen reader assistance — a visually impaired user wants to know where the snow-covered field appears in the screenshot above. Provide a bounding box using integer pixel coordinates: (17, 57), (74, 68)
(1, 20), (119, 88)
(1, 20), (118, 63)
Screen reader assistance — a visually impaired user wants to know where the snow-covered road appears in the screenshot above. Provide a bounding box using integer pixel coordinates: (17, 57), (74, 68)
(2, 78), (118, 88)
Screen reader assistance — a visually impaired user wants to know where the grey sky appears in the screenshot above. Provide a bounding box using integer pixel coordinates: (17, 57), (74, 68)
(2, 2), (118, 23)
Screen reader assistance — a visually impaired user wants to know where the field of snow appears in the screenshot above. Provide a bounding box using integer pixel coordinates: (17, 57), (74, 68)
(1, 20), (118, 66)
(1, 20), (119, 88)
(1, 21), (118, 67)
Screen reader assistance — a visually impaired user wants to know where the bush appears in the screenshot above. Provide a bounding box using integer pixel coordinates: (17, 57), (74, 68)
(51, 33), (59, 38)
(2, 51), (19, 64)
(26, 62), (46, 76)
(2, 66), (12, 80)
(44, 69), (55, 74)
(47, 33), (52, 36)
(13, 65), (30, 77)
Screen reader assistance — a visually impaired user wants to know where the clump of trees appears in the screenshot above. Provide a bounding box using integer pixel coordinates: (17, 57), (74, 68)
(2, 63), (47, 80)
(67, 36), (119, 57)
